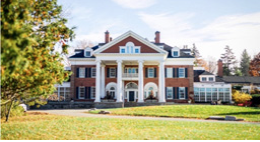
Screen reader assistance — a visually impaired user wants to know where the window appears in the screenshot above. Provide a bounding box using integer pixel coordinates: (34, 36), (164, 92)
(194, 88), (199, 102)
(86, 51), (91, 57)
(135, 48), (139, 53)
(78, 87), (85, 99)
(209, 77), (214, 81)
(121, 49), (125, 53)
(167, 87), (173, 99)
(110, 68), (116, 78)
(206, 88), (212, 102)
(202, 77), (207, 81)
(91, 68), (96, 78)
(179, 68), (185, 78)
(173, 51), (178, 57)
(166, 68), (173, 78)
(79, 68), (85, 78)
(91, 87), (96, 99)
(179, 87), (185, 99)
(148, 68), (154, 78)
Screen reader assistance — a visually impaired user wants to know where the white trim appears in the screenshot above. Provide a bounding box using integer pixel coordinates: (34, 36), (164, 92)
(147, 67), (154, 78)
(91, 67), (96, 78)
(93, 31), (168, 54)
(179, 87), (185, 99)
(79, 68), (85, 78)
(178, 68), (185, 78)
(78, 86), (85, 99)
(166, 87), (173, 99)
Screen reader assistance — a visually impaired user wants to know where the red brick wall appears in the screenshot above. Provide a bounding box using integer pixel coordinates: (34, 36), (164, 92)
(70, 65), (96, 101)
(143, 65), (159, 86)
(105, 65), (117, 85)
(102, 36), (159, 53)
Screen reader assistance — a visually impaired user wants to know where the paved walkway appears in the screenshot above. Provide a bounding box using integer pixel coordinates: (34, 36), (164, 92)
(29, 109), (260, 125)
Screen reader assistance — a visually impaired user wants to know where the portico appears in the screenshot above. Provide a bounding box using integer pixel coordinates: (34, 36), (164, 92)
(94, 59), (165, 103)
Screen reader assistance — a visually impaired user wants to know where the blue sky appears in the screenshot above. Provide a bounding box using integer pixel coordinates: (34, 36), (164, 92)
(58, 0), (260, 61)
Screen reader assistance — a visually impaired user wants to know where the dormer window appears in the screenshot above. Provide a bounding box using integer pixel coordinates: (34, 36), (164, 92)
(171, 46), (180, 57)
(120, 42), (140, 54)
(202, 77), (207, 81)
(84, 47), (93, 57)
(209, 77), (214, 81)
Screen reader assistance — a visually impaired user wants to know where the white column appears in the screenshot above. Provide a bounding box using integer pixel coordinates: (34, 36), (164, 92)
(95, 60), (101, 102)
(159, 61), (166, 102)
(138, 60), (144, 102)
(116, 60), (123, 102)
(101, 65), (105, 98)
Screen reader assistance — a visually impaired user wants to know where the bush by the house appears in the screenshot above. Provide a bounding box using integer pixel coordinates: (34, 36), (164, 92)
(232, 91), (252, 104)
(250, 94), (260, 107)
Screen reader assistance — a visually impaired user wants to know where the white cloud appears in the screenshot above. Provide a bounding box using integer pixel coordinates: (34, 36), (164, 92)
(138, 12), (260, 61)
(112, 0), (157, 9)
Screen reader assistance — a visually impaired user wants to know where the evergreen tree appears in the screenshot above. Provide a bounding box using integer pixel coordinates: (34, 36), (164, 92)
(191, 43), (201, 66)
(1, 0), (75, 121)
(240, 49), (251, 76)
(249, 52), (260, 76)
(221, 45), (237, 75)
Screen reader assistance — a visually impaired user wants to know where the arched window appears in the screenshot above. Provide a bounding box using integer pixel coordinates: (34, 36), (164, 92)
(105, 82), (117, 99)
(126, 82), (138, 89)
(144, 83), (158, 99)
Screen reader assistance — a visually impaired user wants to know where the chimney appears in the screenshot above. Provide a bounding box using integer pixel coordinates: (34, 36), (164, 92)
(218, 59), (223, 77)
(110, 37), (112, 41)
(155, 31), (160, 43)
(105, 30), (110, 43)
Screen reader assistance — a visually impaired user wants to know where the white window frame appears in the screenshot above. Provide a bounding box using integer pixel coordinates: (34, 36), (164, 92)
(179, 87), (185, 99)
(119, 42), (140, 54)
(78, 86), (85, 99)
(178, 68), (185, 78)
(91, 87), (96, 99)
(167, 87), (173, 99)
(120, 46), (126, 54)
(91, 68), (96, 78)
(110, 68), (116, 78)
(85, 51), (91, 57)
(79, 68), (85, 78)
(166, 68), (173, 78)
(148, 68), (154, 78)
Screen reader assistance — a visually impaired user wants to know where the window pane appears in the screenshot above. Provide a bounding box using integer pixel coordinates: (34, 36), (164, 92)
(167, 87), (173, 99)
(173, 51), (178, 56)
(179, 68), (185, 78)
(110, 68), (116, 77)
(91, 68), (96, 77)
(135, 49), (139, 53)
(79, 87), (85, 99)
(179, 88), (185, 99)
(167, 68), (172, 78)
(91, 87), (96, 99)
(79, 68), (85, 78)
(209, 77), (214, 81)
(86, 51), (91, 56)
(121, 49), (125, 53)
(202, 77), (207, 81)
(148, 68), (154, 78)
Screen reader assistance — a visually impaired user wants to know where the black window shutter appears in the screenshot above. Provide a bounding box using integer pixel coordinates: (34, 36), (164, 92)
(154, 68), (157, 78)
(185, 68), (188, 78)
(76, 87), (79, 99)
(177, 87), (179, 99)
(85, 68), (88, 78)
(88, 87), (91, 99)
(107, 68), (110, 78)
(185, 87), (188, 99)
(173, 68), (175, 78)
(176, 68), (179, 78)
(165, 68), (167, 77)
(77, 68), (79, 78)
(115, 68), (117, 77)
(173, 87), (175, 99)
(165, 87), (167, 100)
(88, 68), (91, 77)
(145, 68), (148, 78)
(85, 87), (88, 99)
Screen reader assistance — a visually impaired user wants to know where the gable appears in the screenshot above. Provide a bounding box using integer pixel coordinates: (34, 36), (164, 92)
(101, 36), (159, 53)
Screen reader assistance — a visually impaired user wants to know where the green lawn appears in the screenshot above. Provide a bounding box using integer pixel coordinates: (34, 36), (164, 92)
(90, 105), (260, 122)
(1, 113), (260, 140)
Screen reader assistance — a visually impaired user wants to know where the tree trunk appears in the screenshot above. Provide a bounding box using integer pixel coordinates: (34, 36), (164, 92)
(5, 100), (13, 122)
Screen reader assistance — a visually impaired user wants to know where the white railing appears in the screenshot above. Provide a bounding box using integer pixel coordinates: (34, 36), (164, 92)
(122, 73), (138, 78)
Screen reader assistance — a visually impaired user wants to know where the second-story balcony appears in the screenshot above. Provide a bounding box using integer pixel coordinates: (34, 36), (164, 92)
(122, 73), (139, 80)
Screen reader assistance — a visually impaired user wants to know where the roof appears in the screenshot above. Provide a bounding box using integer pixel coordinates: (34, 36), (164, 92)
(193, 70), (224, 82)
(222, 76), (260, 84)
(153, 43), (194, 58)
(69, 45), (100, 58)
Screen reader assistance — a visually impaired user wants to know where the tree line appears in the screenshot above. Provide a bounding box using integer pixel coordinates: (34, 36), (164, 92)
(191, 44), (260, 76)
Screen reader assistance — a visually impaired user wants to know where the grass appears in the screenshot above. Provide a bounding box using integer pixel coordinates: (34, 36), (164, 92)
(90, 105), (260, 122)
(1, 112), (260, 140)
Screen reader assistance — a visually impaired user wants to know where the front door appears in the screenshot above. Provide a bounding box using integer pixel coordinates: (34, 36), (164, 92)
(129, 91), (135, 102)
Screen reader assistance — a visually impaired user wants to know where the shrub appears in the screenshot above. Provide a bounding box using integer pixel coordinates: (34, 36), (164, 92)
(232, 91), (252, 104)
(251, 94), (260, 107)
(1, 103), (25, 119)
